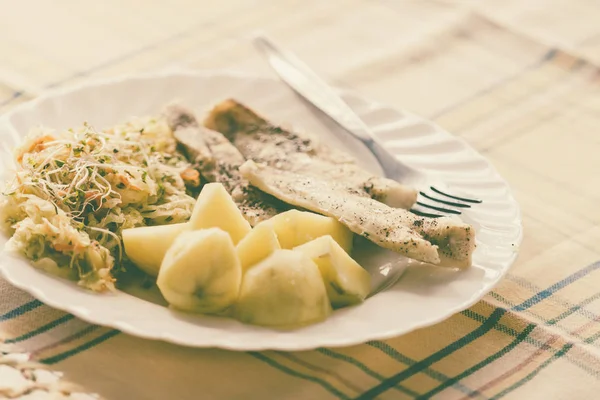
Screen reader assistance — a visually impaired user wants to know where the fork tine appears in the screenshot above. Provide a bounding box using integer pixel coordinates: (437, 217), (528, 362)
(419, 191), (471, 208)
(410, 208), (442, 218)
(416, 201), (462, 215)
(430, 186), (482, 204)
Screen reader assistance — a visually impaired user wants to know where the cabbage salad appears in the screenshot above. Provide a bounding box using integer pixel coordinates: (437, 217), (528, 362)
(0, 115), (199, 291)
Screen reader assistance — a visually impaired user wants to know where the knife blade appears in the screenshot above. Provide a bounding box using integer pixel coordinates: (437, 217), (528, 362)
(253, 35), (375, 143)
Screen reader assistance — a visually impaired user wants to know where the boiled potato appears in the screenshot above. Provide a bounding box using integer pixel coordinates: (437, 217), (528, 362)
(189, 182), (251, 244)
(269, 210), (353, 252)
(235, 249), (331, 327)
(157, 228), (241, 314)
(123, 223), (188, 276)
(236, 220), (281, 272)
(294, 236), (371, 308)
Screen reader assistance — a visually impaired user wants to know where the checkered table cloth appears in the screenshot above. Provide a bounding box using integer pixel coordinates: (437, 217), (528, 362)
(1, 0), (599, 398)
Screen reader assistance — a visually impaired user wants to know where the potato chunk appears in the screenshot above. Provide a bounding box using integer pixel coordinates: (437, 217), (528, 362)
(269, 210), (353, 252)
(123, 223), (188, 277)
(236, 221), (280, 272)
(234, 249), (331, 327)
(157, 228), (241, 314)
(294, 236), (371, 308)
(189, 182), (251, 244)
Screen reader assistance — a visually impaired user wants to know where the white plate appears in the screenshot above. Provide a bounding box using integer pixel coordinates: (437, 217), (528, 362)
(0, 71), (522, 351)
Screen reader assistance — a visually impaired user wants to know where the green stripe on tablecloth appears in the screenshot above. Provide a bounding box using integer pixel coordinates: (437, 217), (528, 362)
(363, 262), (600, 398)
(585, 330), (600, 344)
(357, 309), (506, 399)
(417, 324), (536, 399)
(8, 299), (596, 393)
(40, 329), (120, 364)
(366, 340), (474, 395)
(317, 348), (419, 397)
(5, 314), (74, 343)
(547, 291), (600, 325)
(276, 352), (364, 395)
(248, 352), (351, 400)
(0, 300), (42, 321)
(489, 343), (574, 400)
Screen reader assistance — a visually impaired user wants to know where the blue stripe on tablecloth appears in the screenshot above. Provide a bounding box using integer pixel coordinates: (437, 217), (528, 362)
(547, 291), (600, 325)
(490, 290), (600, 347)
(249, 352), (351, 400)
(489, 343), (574, 400)
(417, 324), (536, 399)
(360, 261), (600, 398)
(495, 274), (600, 337)
(4, 314), (74, 343)
(0, 299), (42, 321)
(356, 309), (507, 399)
(513, 261), (600, 311)
(497, 274), (600, 324)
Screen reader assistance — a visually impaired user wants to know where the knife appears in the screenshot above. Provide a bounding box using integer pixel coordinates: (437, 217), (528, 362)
(253, 35), (378, 144)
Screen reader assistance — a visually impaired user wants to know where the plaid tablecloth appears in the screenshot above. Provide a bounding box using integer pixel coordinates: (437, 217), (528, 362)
(1, 0), (600, 399)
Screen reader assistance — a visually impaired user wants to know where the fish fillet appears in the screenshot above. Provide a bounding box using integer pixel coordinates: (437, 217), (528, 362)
(163, 103), (286, 226)
(204, 99), (418, 209)
(240, 160), (475, 268)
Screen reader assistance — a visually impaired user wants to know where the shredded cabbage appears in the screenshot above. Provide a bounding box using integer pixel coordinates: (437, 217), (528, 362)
(0, 114), (198, 291)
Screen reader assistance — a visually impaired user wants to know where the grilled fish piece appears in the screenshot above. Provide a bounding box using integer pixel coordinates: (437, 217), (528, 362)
(204, 99), (418, 210)
(240, 160), (475, 268)
(164, 103), (286, 226)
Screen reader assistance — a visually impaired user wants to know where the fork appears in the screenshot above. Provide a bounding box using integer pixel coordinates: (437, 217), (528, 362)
(253, 35), (482, 218)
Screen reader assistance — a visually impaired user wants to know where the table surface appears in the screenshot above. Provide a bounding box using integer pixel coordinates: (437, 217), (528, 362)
(1, 1), (600, 399)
